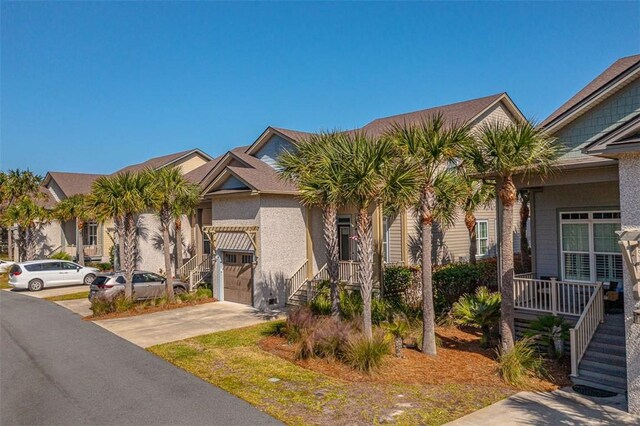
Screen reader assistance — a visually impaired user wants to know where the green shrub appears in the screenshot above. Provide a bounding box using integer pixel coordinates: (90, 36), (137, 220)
(384, 314), (410, 357)
(497, 336), (547, 386)
(383, 266), (412, 307)
(50, 251), (72, 261)
(309, 289), (332, 316)
(343, 331), (390, 373)
(452, 287), (501, 347)
(339, 288), (363, 321)
(96, 262), (112, 271)
(525, 315), (569, 359)
(433, 259), (498, 314)
(371, 297), (391, 325)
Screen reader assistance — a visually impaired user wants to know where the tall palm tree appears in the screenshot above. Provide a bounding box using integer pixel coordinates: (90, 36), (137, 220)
(90, 172), (152, 299)
(279, 131), (347, 317)
(460, 175), (495, 265)
(147, 167), (200, 300)
(387, 114), (471, 355)
(338, 132), (420, 339)
(1, 196), (49, 261)
(518, 189), (531, 272)
(54, 194), (91, 266)
(172, 185), (200, 275)
(467, 121), (558, 353)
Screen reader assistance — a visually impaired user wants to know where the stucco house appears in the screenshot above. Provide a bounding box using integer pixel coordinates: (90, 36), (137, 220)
(21, 148), (213, 277)
(508, 54), (640, 412)
(184, 93), (525, 309)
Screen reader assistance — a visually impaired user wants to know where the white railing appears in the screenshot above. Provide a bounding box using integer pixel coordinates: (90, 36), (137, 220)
(285, 260), (309, 301)
(189, 254), (212, 291)
(513, 277), (599, 316)
(312, 261), (360, 284)
(177, 255), (198, 280)
(514, 272), (534, 279)
(570, 283), (604, 376)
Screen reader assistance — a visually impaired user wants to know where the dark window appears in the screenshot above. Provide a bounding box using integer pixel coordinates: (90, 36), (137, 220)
(132, 274), (143, 283)
(24, 264), (41, 272)
(115, 276), (126, 284)
(224, 253), (237, 264)
(9, 264), (22, 274)
(41, 262), (62, 271)
(93, 276), (109, 285)
(62, 262), (79, 270)
(146, 273), (163, 282)
(241, 254), (253, 264)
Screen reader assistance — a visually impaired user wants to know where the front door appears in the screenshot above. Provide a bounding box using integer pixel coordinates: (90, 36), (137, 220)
(223, 252), (253, 305)
(337, 215), (355, 261)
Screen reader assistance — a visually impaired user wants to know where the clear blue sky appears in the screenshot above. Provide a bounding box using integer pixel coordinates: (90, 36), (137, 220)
(1, 1), (638, 175)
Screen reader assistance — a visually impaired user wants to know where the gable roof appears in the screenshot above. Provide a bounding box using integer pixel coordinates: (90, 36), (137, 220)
(583, 112), (640, 158)
(111, 148), (213, 176)
(541, 54), (640, 131)
(43, 171), (104, 198)
(184, 155), (224, 186)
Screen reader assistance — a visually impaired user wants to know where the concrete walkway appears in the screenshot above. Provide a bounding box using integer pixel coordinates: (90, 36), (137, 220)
(447, 388), (639, 425)
(3, 285), (88, 299)
(56, 299), (284, 348)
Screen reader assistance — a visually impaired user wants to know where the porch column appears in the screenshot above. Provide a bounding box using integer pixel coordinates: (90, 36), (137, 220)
(306, 206), (313, 279)
(619, 153), (640, 414)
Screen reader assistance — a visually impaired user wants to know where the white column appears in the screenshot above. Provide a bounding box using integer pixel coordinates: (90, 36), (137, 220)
(619, 153), (640, 414)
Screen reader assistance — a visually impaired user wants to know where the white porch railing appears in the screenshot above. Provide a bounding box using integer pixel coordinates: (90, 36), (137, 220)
(189, 254), (212, 291)
(178, 255), (199, 281)
(285, 260), (309, 301)
(570, 283), (604, 376)
(312, 261), (360, 284)
(514, 272), (534, 279)
(513, 277), (599, 316)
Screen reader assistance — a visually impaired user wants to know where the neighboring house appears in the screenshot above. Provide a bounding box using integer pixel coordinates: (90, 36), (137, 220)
(188, 93), (525, 310)
(17, 149), (213, 278)
(508, 54), (640, 412)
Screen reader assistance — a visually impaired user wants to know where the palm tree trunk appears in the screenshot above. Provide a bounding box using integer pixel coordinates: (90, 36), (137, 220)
(123, 213), (137, 300)
(356, 208), (373, 340)
(519, 190), (530, 272)
(175, 216), (184, 273)
(17, 227), (26, 262)
(499, 176), (516, 353)
(7, 228), (13, 261)
(25, 225), (36, 261)
(161, 209), (175, 301)
(323, 205), (340, 317)
(420, 188), (437, 356)
(465, 211), (477, 265)
(115, 217), (126, 273)
(77, 219), (85, 266)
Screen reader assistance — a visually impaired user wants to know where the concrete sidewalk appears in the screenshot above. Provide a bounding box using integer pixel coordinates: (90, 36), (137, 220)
(447, 388), (639, 425)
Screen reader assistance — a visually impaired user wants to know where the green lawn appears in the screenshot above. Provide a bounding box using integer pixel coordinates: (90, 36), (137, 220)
(45, 290), (90, 302)
(149, 322), (510, 426)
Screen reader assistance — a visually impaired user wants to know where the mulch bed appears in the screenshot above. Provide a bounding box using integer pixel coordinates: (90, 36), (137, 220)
(84, 297), (217, 321)
(259, 325), (571, 391)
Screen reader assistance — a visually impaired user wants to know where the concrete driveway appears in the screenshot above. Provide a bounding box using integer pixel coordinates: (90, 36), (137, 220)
(3, 285), (88, 299)
(446, 388), (639, 425)
(57, 299), (284, 348)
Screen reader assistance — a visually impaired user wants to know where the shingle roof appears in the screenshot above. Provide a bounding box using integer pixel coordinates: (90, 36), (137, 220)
(226, 151), (297, 193)
(541, 54), (640, 128)
(47, 172), (104, 197)
(184, 156), (224, 186)
(111, 149), (203, 175)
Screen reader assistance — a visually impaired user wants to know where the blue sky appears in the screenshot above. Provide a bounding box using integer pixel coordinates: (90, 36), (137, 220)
(1, 1), (639, 175)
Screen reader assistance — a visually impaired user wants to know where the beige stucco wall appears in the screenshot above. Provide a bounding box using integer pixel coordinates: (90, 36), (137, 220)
(136, 213), (192, 275)
(619, 153), (640, 414)
(175, 152), (209, 174)
(33, 221), (63, 259)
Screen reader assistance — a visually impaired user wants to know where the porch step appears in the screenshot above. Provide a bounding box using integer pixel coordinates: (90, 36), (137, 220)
(572, 314), (627, 395)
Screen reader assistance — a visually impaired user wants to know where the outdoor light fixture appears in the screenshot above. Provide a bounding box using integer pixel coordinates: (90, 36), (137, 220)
(617, 230), (640, 301)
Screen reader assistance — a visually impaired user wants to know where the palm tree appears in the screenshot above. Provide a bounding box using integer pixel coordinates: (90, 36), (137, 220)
(279, 131), (347, 317)
(1, 169), (45, 260)
(90, 172), (152, 299)
(518, 189), (531, 272)
(338, 132), (420, 339)
(172, 185), (200, 276)
(147, 167), (200, 300)
(460, 175), (495, 265)
(1, 196), (49, 261)
(386, 114), (471, 355)
(54, 194), (91, 266)
(467, 120), (558, 352)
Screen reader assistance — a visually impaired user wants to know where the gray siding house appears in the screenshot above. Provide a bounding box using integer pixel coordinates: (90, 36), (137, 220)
(509, 54), (640, 413)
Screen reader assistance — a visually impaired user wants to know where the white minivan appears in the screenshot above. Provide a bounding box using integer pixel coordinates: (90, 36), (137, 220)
(8, 260), (100, 291)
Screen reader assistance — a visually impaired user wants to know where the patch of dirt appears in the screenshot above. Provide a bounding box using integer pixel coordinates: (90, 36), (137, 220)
(259, 325), (570, 392)
(84, 298), (217, 321)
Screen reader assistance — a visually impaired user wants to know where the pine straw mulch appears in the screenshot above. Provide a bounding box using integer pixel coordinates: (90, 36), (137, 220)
(84, 297), (217, 321)
(259, 325), (571, 392)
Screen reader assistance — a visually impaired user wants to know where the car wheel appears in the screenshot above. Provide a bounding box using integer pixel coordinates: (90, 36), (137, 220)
(174, 286), (187, 296)
(84, 274), (96, 285)
(28, 279), (44, 292)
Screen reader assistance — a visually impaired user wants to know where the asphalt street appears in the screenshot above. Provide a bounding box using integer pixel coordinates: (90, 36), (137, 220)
(0, 290), (281, 426)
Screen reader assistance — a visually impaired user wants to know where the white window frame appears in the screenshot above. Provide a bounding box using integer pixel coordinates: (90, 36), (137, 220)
(559, 210), (621, 283)
(382, 216), (390, 263)
(476, 220), (489, 257)
(85, 222), (99, 246)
